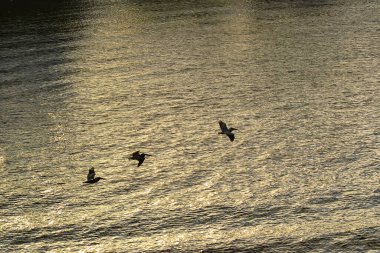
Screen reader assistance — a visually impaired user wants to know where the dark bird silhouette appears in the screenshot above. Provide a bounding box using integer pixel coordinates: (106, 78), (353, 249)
(87, 167), (95, 181)
(129, 151), (151, 167)
(218, 120), (237, 142)
(84, 167), (105, 184)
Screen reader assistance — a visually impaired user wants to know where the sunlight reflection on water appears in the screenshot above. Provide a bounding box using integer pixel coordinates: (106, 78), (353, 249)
(0, 0), (379, 252)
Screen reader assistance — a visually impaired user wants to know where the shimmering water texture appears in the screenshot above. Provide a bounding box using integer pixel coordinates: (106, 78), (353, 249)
(0, 0), (379, 252)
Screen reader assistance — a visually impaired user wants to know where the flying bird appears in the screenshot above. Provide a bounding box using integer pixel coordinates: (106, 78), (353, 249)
(84, 167), (105, 184)
(218, 120), (237, 142)
(129, 151), (151, 167)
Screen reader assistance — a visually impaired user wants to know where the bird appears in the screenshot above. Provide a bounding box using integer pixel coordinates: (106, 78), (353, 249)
(84, 167), (105, 184)
(129, 151), (151, 167)
(218, 120), (238, 142)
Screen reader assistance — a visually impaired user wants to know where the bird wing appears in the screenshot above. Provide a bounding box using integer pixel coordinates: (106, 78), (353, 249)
(87, 171), (95, 181)
(227, 132), (235, 142)
(130, 151), (140, 159)
(137, 157), (145, 167)
(219, 121), (229, 132)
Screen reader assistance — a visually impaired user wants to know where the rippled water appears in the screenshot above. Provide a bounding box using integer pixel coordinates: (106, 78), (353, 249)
(0, 0), (379, 252)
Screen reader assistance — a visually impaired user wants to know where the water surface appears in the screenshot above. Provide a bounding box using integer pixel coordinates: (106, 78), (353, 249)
(0, 0), (379, 252)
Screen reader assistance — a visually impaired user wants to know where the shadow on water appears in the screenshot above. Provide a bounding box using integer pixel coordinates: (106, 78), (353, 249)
(198, 226), (380, 253)
(0, 0), (88, 89)
(2, 220), (379, 252)
(0, 0), (85, 19)
(0, 0), (91, 185)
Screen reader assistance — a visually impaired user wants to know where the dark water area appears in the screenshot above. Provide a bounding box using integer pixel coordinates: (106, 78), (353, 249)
(0, 0), (379, 252)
